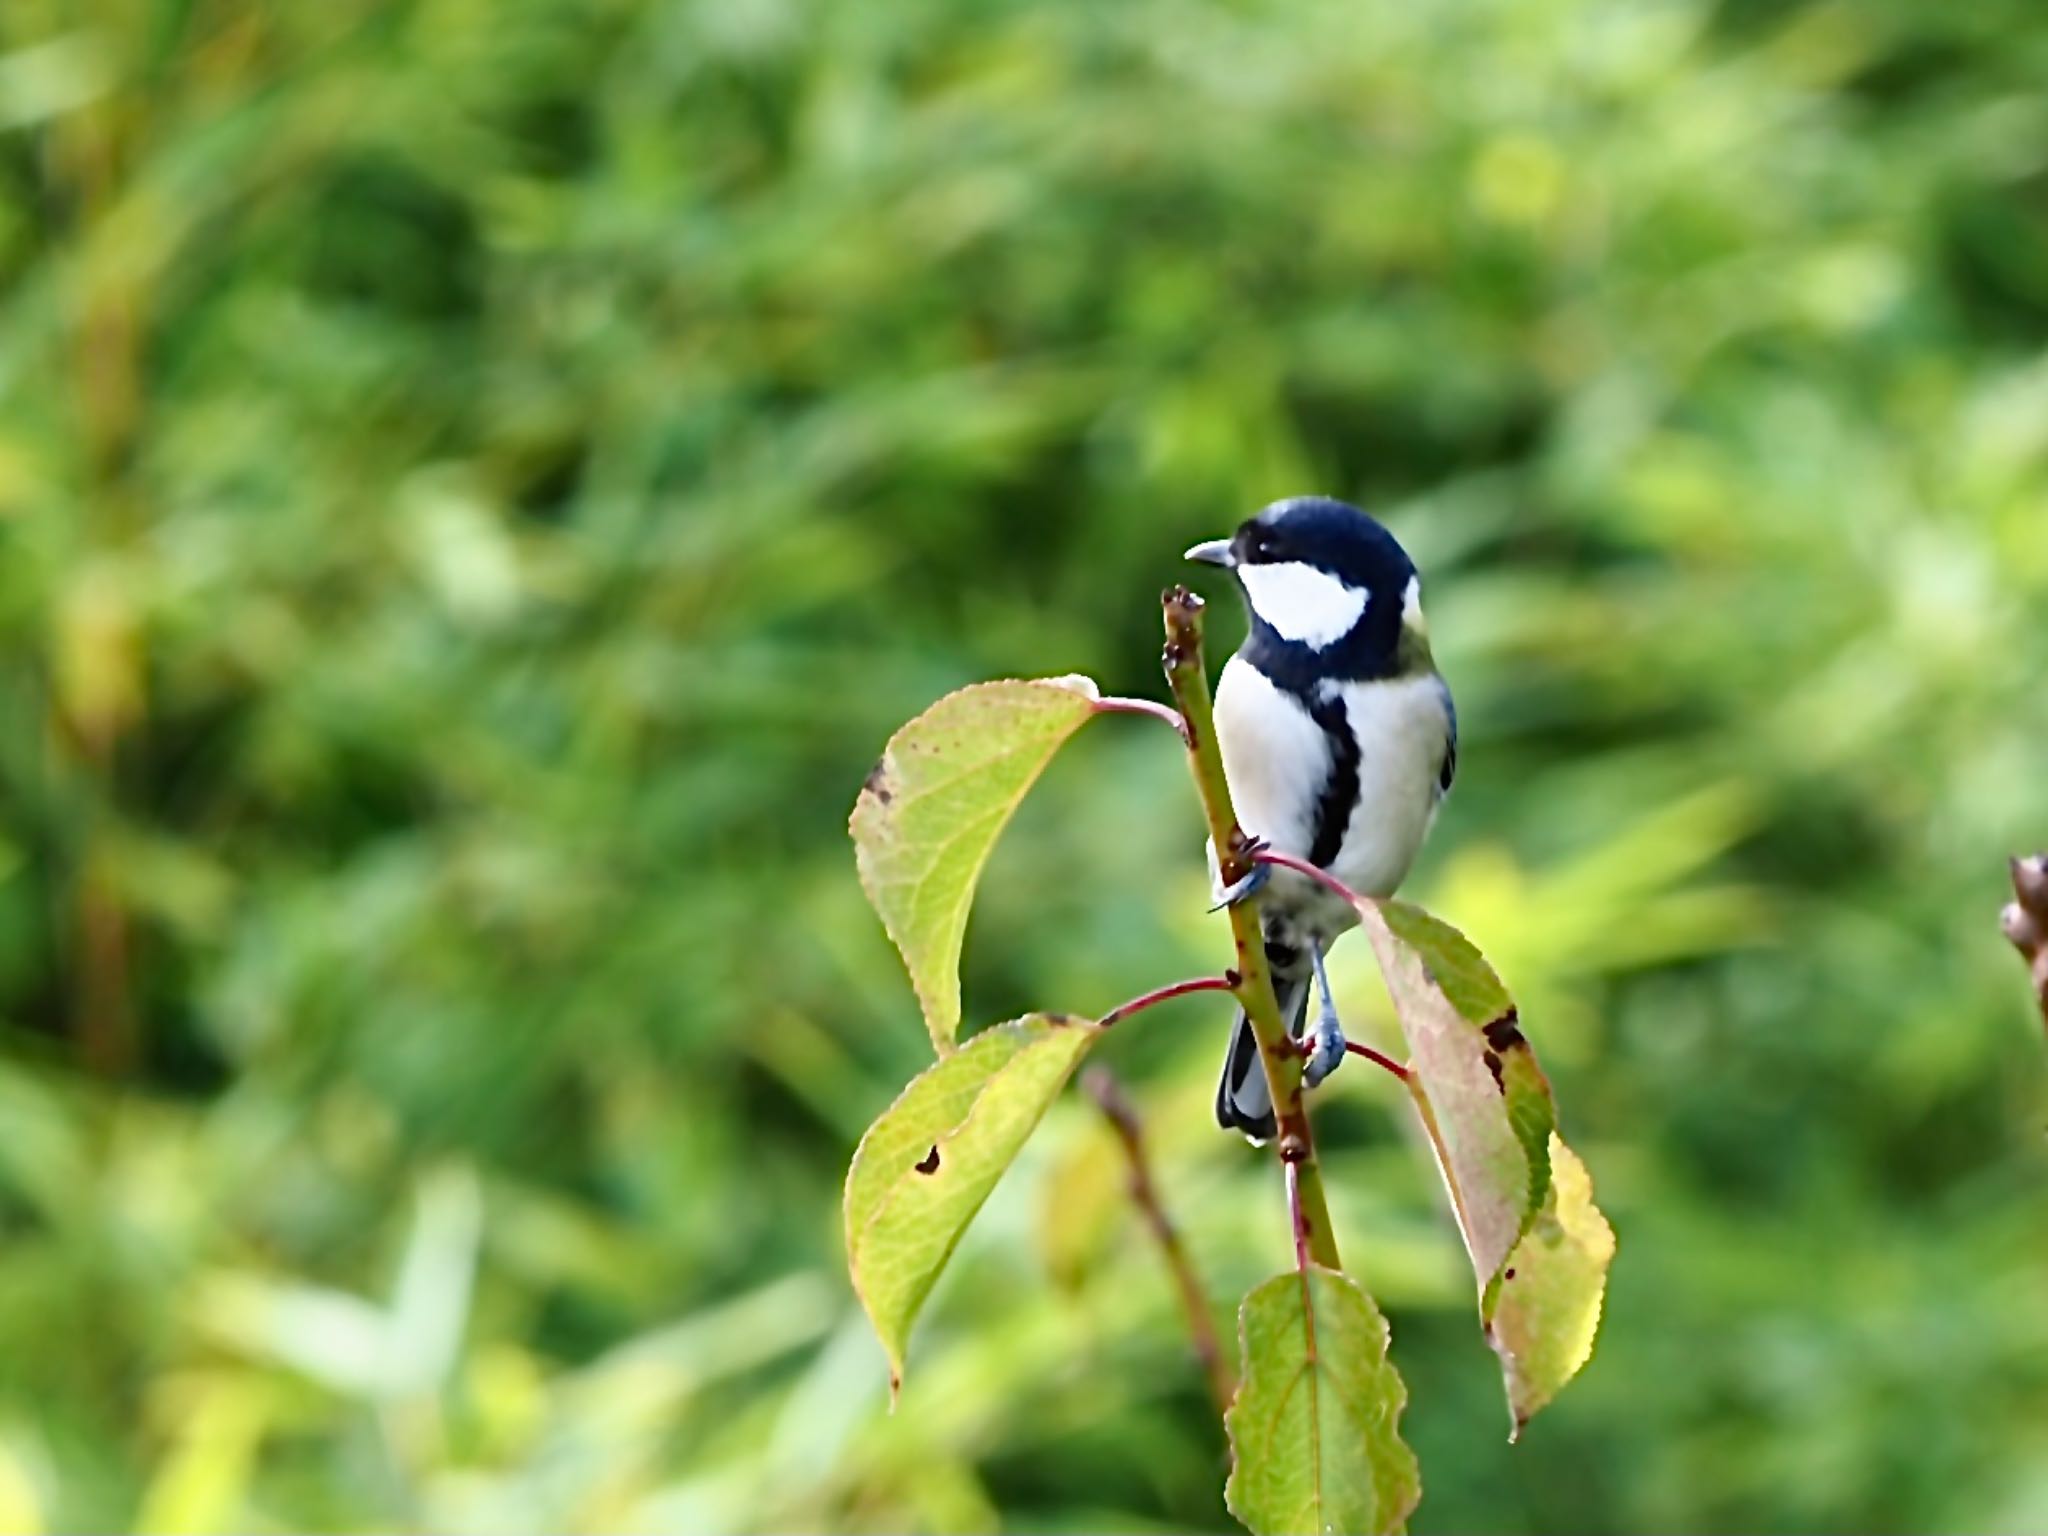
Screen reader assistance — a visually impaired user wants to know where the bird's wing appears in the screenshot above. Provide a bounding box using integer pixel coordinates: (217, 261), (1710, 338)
(1435, 676), (1457, 798)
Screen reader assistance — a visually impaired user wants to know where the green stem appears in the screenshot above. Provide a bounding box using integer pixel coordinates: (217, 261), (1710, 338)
(1159, 586), (1342, 1272)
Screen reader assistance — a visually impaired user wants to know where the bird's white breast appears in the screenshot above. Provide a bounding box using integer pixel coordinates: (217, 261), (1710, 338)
(1214, 655), (1330, 862)
(1212, 656), (1449, 931)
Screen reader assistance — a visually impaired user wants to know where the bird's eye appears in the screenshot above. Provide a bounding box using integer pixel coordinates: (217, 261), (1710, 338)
(1248, 531), (1278, 562)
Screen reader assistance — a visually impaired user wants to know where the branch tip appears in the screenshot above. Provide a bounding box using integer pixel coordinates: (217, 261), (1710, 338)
(1158, 588), (1341, 1272)
(2006, 852), (2048, 1035)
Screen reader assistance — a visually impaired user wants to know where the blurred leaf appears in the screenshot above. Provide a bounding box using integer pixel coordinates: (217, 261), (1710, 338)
(385, 1163), (482, 1397)
(134, 1377), (269, 1536)
(844, 1014), (1099, 1394)
(850, 677), (1102, 1052)
(0, 1438), (43, 1536)
(191, 1272), (391, 1398)
(191, 1166), (480, 1402)
(1224, 1266), (1419, 1536)
(1036, 1111), (1127, 1291)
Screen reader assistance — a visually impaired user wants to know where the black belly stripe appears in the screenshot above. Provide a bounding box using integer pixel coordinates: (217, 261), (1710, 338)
(1302, 690), (1362, 870)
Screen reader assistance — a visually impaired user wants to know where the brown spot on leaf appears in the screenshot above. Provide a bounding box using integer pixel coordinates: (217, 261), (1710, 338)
(1482, 1010), (1525, 1054)
(915, 1146), (940, 1175)
(1504, 1267), (1517, 1281)
(1481, 1049), (1505, 1091)
(863, 758), (894, 804)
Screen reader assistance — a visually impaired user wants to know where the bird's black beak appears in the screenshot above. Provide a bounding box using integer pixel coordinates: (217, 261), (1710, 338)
(1184, 538), (1236, 568)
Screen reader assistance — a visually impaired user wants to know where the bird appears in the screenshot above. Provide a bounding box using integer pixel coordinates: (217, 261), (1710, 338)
(1184, 496), (1456, 1141)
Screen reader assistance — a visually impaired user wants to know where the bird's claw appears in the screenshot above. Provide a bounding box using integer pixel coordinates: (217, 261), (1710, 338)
(1303, 1011), (1346, 1089)
(1209, 860), (1272, 912)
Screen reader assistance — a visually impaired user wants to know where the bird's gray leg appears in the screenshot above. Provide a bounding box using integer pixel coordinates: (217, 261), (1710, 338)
(1303, 941), (1346, 1089)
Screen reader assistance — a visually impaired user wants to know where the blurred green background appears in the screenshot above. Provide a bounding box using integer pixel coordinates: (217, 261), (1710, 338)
(4, 0), (2047, 1530)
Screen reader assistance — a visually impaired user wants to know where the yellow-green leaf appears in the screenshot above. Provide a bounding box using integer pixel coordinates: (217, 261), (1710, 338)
(1225, 1267), (1419, 1536)
(844, 1014), (1099, 1394)
(1489, 1136), (1616, 1434)
(851, 676), (1101, 1052)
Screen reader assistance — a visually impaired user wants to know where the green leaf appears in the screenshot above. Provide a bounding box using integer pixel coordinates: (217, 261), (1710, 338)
(1362, 902), (1547, 1282)
(851, 676), (1102, 1052)
(1225, 1266), (1419, 1536)
(844, 1014), (1100, 1394)
(1354, 899), (1612, 1437)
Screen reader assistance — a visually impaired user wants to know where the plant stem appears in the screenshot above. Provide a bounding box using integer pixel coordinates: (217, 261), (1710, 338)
(1344, 1041), (1411, 1081)
(1255, 846), (1368, 907)
(1261, 843), (1417, 1079)
(1285, 1160), (1312, 1275)
(1098, 973), (1240, 1030)
(1159, 586), (1341, 1271)
(1083, 1067), (1235, 1417)
(1094, 694), (1192, 746)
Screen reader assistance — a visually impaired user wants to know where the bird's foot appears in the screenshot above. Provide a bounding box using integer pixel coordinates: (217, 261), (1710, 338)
(1302, 1008), (1346, 1089)
(1209, 841), (1273, 911)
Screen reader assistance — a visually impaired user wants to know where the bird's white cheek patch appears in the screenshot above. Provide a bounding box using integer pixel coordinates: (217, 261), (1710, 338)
(1238, 562), (1369, 649)
(1401, 575), (1426, 635)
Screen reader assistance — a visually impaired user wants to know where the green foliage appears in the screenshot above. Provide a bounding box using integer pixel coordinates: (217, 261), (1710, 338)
(843, 628), (1601, 1529)
(845, 1013), (1100, 1391)
(3, 0), (2047, 1529)
(1225, 1269), (1419, 1536)
(853, 677), (1104, 1051)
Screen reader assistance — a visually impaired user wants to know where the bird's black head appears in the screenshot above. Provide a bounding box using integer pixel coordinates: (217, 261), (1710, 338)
(1186, 496), (1425, 686)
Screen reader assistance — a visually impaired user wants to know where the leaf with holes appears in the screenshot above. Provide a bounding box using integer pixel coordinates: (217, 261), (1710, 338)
(1225, 1266), (1419, 1536)
(1355, 898), (1612, 1436)
(851, 676), (1102, 1052)
(844, 1014), (1099, 1395)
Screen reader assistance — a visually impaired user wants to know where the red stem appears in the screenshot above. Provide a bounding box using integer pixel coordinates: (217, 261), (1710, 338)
(1253, 847), (1371, 909)
(1344, 1040), (1411, 1081)
(1098, 973), (1240, 1030)
(1094, 694), (1191, 746)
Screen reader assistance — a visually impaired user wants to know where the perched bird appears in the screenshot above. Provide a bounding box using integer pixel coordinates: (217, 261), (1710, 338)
(1185, 496), (1456, 1141)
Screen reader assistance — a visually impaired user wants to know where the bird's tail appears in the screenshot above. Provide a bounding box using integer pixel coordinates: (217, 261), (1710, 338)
(1214, 966), (1312, 1143)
